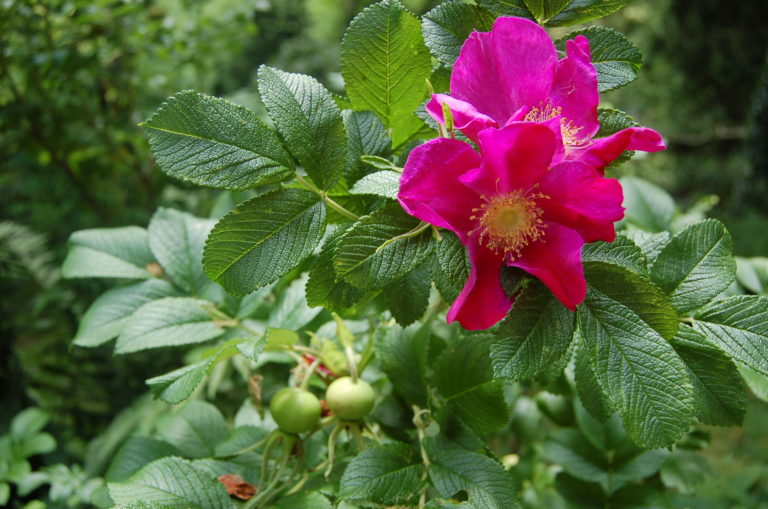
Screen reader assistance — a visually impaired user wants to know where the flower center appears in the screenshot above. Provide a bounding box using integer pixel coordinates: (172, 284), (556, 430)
(468, 189), (549, 260)
(524, 101), (589, 149)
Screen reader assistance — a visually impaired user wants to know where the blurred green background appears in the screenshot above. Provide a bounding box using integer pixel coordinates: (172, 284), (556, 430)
(2, 0), (767, 507)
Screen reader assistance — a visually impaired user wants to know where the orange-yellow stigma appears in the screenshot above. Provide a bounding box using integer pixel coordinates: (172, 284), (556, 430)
(524, 101), (589, 149)
(468, 189), (549, 261)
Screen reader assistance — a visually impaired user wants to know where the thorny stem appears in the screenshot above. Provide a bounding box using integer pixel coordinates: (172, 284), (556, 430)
(295, 173), (360, 221)
(376, 221), (431, 253)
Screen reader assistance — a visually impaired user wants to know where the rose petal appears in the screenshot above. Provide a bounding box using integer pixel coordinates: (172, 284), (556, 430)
(426, 94), (498, 143)
(538, 161), (624, 242)
(399, 138), (481, 241)
(451, 17), (557, 125)
(551, 36), (600, 139)
(575, 126), (666, 173)
(509, 223), (586, 310)
(446, 242), (511, 330)
(461, 123), (558, 196)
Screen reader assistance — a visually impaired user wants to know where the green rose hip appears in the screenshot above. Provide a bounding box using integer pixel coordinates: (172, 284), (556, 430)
(270, 387), (322, 434)
(326, 376), (375, 421)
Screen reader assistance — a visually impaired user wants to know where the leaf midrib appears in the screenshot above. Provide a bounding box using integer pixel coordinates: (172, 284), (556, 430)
(208, 193), (320, 279)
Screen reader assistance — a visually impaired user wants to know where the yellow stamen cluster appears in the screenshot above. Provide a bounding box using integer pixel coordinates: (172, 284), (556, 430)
(524, 101), (589, 149)
(524, 102), (562, 123)
(468, 189), (549, 261)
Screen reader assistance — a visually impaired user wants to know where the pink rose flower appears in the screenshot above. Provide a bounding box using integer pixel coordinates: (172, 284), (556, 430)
(399, 122), (624, 330)
(426, 17), (665, 173)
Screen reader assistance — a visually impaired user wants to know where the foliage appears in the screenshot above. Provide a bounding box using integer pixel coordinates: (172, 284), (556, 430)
(3, 0), (768, 508)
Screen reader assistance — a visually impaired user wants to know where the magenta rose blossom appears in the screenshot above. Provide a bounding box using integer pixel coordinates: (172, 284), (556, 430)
(399, 122), (624, 330)
(426, 17), (665, 173)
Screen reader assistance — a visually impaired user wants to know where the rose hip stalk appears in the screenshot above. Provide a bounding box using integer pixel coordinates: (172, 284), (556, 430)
(399, 122), (624, 330)
(427, 16), (665, 173)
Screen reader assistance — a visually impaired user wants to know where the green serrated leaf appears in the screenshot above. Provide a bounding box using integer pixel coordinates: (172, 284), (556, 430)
(383, 262), (432, 326)
(203, 188), (326, 295)
(596, 107), (636, 138)
(146, 361), (209, 405)
(556, 27), (642, 92)
(74, 279), (181, 348)
(546, 0), (630, 26)
(574, 335), (612, 421)
(670, 325), (745, 427)
(427, 441), (519, 509)
(142, 90), (293, 189)
(306, 226), (364, 311)
(335, 203), (435, 290)
(265, 327), (299, 350)
(434, 230), (470, 303)
(582, 236), (646, 275)
(524, 0), (570, 22)
(343, 110), (391, 185)
(693, 295), (768, 377)
(435, 335), (509, 435)
(339, 442), (421, 505)
(738, 365), (768, 402)
(341, 0), (431, 148)
(157, 401), (229, 459)
(148, 208), (215, 293)
(349, 170), (401, 199)
(105, 437), (181, 482)
(490, 281), (575, 380)
(620, 177), (676, 233)
(62, 227), (155, 279)
(108, 457), (231, 508)
(257, 66), (346, 190)
(578, 288), (694, 448)
(659, 450), (711, 494)
(585, 262), (678, 340)
(146, 339), (245, 404)
(115, 297), (225, 354)
(476, 0), (534, 19)
(622, 230), (670, 266)
(272, 492), (333, 509)
(214, 426), (267, 457)
(361, 154), (398, 171)
(375, 325), (429, 406)
(422, 1), (495, 68)
(651, 219), (736, 313)
(735, 256), (768, 294)
(594, 107), (636, 167)
(268, 274), (322, 330)
(543, 428), (669, 494)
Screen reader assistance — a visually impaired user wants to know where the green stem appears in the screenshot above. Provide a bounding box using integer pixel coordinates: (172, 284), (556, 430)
(258, 431), (281, 491)
(412, 405), (432, 509)
(325, 422), (344, 479)
(247, 435), (296, 508)
(351, 423), (366, 451)
(295, 173), (360, 221)
(300, 356), (322, 391)
(345, 344), (359, 382)
(376, 221), (430, 253)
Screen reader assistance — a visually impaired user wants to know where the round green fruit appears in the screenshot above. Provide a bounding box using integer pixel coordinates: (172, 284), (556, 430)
(269, 387), (322, 435)
(326, 376), (375, 421)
